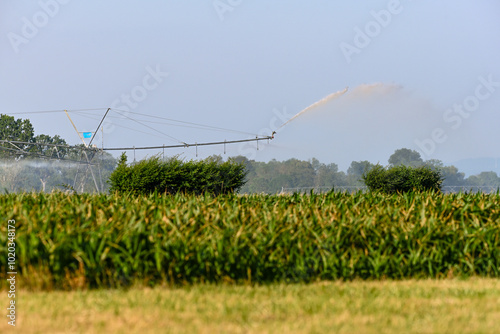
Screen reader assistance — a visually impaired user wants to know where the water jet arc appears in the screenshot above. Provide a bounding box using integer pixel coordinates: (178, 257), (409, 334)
(276, 86), (348, 131)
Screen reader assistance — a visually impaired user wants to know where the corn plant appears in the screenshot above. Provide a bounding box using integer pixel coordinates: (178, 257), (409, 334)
(0, 191), (499, 289)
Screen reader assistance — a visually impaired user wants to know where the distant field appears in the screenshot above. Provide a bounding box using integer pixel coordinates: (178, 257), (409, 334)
(1, 191), (499, 288)
(1, 279), (499, 334)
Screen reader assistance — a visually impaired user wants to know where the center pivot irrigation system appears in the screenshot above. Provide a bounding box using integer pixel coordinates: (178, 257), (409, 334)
(1, 107), (276, 193)
(2, 87), (349, 193)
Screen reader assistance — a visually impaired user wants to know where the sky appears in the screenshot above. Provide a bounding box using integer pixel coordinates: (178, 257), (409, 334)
(1, 0), (499, 173)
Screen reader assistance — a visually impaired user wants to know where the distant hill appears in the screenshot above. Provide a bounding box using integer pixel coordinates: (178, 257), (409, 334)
(448, 157), (500, 177)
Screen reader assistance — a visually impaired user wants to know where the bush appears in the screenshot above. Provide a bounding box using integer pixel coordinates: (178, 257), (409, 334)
(108, 153), (247, 195)
(362, 164), (442, 194)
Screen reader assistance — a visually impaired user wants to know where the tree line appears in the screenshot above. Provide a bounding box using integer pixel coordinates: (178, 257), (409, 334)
(1, 114), (499, 194)
(233, 148), (500, 193)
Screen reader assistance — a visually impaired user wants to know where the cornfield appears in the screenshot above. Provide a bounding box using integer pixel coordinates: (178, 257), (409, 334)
(1, 191), (499, 289)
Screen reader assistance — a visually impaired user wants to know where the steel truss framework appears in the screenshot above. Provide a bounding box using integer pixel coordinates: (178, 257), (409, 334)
(0, 135), (273, 193)
(0, 139), (101, 192)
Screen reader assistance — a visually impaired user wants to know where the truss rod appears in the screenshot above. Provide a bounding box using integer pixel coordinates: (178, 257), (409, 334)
(0, 140), (90, 150)
(102, 136), (273, 151)
(1, 135), (274, 154)
(0, 145), (98, 165)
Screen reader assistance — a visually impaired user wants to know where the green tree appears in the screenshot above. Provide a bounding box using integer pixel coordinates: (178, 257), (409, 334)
(440, 165), (466, 187)
(232, 155), (254, 175)
(32, 134), (69, 158)
(279, 158), (315, 189)
(0, 114), (35, 159)
(422, 160), (465, 188)
(424, 159), (444, 170)
(108, 154), (246, 195)
(347, 160), (375, 186)
(0, 161), (23, 192)
(312, 158), (347, 189)
(388, 148), (423, 167)
(466, 171), (500, 188)
(362, 164), (442, 194)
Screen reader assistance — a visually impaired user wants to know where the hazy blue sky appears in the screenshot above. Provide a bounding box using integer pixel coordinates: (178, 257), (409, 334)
(1, 1), (499, 172)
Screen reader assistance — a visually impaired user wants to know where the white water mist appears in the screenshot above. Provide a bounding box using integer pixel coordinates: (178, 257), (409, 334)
(276, 87), (349, 130)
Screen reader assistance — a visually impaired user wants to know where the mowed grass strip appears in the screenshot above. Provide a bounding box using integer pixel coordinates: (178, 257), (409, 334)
(1, 279), (499, 334)
(1, 191), (500, 288)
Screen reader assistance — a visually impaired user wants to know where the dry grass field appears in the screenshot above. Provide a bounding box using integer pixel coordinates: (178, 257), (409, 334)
(2, 278), (500, 334)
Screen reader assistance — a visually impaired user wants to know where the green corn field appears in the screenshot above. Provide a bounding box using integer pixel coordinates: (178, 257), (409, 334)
(1, 191), (499, 289)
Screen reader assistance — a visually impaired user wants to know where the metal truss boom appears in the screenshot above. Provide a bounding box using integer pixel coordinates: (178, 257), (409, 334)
(101, 136), (273, 151)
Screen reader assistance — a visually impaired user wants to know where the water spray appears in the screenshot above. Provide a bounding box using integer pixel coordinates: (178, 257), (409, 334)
(274, 86), (348, 133)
